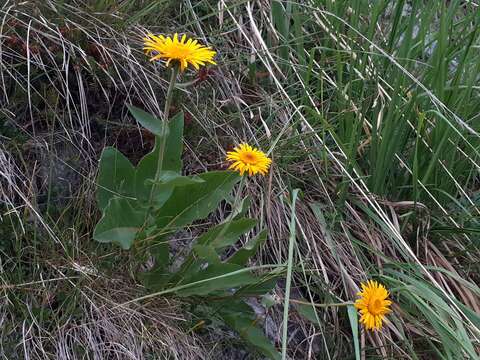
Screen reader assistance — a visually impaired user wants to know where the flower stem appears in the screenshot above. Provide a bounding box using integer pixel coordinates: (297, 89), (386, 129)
(163, 66), (179, 121)
(149, 66), (179, 205)
(115, 264), (285, 309)
(288, 298), (354, 308)
(230, 175), (246, 217)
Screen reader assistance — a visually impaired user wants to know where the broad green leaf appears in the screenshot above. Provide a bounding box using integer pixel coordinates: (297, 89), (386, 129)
(169, 218), (257, 286)
(228, 230), (267, 266)
(145, 172), (205, 207)
(232, 195), (251, 220)
(135, 143), (164, 202)
(127, 105), (168, 137)
(234, 275), (278, 297)
(139, 234), (170, 291)
(197, 218), (257, 251)
(155, 171), (241, 231)
(176, 263), (258, 297)
(96, 147), (135, 212)
(134, 111), (184, 203)
(145, 179), (174, 208)
(219, 300), (281, 360)
(137, 223), (171, 291)
(168, 258), (205, 287)
(93, 197), (145, 249)
(135, 136), (167, 201)
(160, 111), (184, 173)
(150, 236), (170, 264)
(140, 251), (171, 291)
(148, 171), (205, 187)
(192, 245), (221, 264)
(296, 300), (321, 325)
(261, 294), (276, 308)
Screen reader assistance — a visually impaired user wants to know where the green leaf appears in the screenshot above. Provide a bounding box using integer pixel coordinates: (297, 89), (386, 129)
(96, 147), (135, 212)
(134, 111), (184, 203)
(232, 196), (251, 220)
(169, 218), (258, 286)
(155, 171), (241, 231)
(234, 275), (278, 297)
(385, 270), (479, 358)
(140, 252), (170, 290)
(219, 300), (281, 360)
(271, 0), (290, 74)
(197, 218), (257, 251)
(93, 197), (145, 249)
(261, 294), (276, 308)
(176, 263), (258, 297)
(228, 230), (267, 266)
(453, 299), (480, 330)
(296, 300), (321, 325)
(148, 171), (205, 187)
(127, 105), (168, 137)
(160, 111), (184, 173)
(135, 144), (163, 202)
(192, 245), (221, 264)
(150, 235), (170, 265)
(139, 232), (170, 291)
(347, 305), (361, 360)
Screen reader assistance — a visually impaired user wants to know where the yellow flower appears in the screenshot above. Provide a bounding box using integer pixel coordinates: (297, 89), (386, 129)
(354, 280), (392, 331)
(143, 33), (216, 72)
(226, 143), (272, 176)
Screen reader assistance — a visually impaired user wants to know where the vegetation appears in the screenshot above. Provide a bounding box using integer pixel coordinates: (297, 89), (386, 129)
(0, 0), (479, 359)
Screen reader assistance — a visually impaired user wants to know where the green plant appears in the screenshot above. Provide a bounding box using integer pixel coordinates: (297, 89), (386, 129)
(93, 82), (280, 358)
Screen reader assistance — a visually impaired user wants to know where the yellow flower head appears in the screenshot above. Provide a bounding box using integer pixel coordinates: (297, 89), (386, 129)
(143, 33), (216, 72)
(354, 280), (392, 331)
(226, 143), (272, 177)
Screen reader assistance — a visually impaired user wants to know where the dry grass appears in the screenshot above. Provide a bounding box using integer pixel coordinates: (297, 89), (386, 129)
(1, 0), (480, 359)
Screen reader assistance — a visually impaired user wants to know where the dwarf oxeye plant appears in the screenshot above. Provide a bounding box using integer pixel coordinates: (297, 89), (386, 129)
(93, 33), (281, 359)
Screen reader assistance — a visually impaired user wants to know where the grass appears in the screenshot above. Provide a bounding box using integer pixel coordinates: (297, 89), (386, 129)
(1, 0), (479, 358)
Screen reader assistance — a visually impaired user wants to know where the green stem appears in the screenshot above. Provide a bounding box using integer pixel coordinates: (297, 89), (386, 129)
(116, 264), (284, 308)
(230, 175), (246, 217)
(288, 298), (353, 308)
(174, 79), (198, 89)
(149, 66), (179, 204)
(163, 66), (179, 121)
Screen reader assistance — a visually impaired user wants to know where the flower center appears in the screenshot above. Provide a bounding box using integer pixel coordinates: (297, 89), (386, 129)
(240, 152), (257, 164)
(171, 47), (190, 59)
(368, 299), (383, 315)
